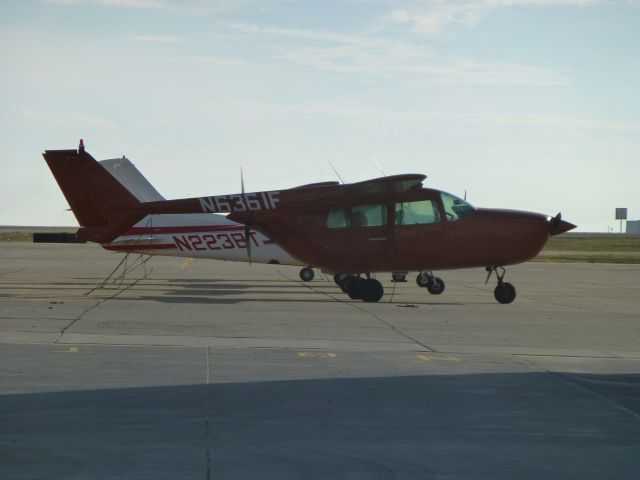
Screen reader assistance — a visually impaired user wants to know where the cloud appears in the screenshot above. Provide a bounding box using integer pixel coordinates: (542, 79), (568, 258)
(3, 106), (117, 132)
(131, 35), (190, 43)
(43, 0), (170, 8)
(224, 23), (569, 86)
(198, 99), (640, 134)
(388, 0), (605, 36)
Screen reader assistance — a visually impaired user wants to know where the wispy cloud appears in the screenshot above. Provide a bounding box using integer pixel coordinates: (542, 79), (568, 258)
(43, 0), (170, 9)
(186, 56), (248, 66)
(131, 35), (190, 43)
(388, 0), (604, 36)
(216, 99), (640, 133)
(3, 105), (117, 132)
(224, 23), (570, 86)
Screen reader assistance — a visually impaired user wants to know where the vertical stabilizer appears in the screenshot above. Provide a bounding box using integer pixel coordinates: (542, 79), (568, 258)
(43, 141), (145, 243)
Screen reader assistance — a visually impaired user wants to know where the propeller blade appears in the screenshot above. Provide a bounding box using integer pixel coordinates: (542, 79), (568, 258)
(240, 168), (252, 263)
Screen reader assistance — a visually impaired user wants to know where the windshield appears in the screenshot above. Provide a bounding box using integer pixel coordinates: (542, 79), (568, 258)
(440, 192), (474, 221)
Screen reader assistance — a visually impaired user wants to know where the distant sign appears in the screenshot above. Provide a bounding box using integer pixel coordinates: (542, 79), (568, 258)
(615, 208), (628, 220)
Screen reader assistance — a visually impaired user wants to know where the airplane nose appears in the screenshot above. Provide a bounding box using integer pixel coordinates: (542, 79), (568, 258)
(549, 214), (576, 236)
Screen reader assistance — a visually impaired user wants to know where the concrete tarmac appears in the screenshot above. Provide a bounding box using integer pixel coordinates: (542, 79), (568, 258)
(1, 243), (639, 479)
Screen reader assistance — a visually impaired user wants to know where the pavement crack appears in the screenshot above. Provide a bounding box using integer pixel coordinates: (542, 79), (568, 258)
(54, 276), (146, 343)
(278, 271), (434, 352)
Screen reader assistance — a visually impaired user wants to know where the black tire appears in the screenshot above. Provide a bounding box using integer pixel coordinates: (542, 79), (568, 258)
(416, 273), (430, 288)
(339, 275), (356, 294)
(333, 272), (347, 286)
(299, 267), (315, 282)
(361, 279), (384, 302)
(347, 278), (364, 300)
(427, 277), (445, 295)
(494, 282), (516, 304)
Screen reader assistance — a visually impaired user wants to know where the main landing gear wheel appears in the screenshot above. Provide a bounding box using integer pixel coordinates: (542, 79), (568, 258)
(339, 276), (384, 302)
(346, 278), (384, 302)
(338, 275), (355, 293)
(417, 272), (445, 295)
(299, 267), (315, 282)
(486, 266), (517, 304)
(333, 272), (347, 286)
(427, 277), (445, 295)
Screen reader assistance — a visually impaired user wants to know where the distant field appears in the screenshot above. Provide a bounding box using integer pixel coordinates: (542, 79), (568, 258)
(534, 235), (640, 264)
(1, 231), (32, 242)
(0, 227), (75, 243)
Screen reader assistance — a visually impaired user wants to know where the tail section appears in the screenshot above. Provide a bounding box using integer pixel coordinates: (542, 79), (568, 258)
(43, 140), (145, 244)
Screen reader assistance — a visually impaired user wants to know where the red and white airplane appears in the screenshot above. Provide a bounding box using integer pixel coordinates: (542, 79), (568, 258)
(44, 140), (575, 304)
(46, 141), (316, 281)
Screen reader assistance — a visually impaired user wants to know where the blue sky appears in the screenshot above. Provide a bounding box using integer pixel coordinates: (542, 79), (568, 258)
(1, 0), (638, 231)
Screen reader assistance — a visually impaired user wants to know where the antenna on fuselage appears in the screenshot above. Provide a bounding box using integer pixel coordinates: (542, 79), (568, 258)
(328, 161), (345, 184)
(373, 158), (386, 177)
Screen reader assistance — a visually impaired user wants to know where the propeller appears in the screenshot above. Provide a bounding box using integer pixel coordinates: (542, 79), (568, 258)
(241, 168), (252, 264)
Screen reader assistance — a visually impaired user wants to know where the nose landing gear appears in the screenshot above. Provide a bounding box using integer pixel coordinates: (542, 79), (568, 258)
(486, 266), (516, 304)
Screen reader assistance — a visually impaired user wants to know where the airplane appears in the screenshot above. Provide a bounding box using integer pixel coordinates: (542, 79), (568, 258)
(44, 140), (576, 304)
(44, 141), (316, 281)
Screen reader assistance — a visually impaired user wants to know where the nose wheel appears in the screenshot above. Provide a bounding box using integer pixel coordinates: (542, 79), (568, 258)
(486, 266), (516, 304)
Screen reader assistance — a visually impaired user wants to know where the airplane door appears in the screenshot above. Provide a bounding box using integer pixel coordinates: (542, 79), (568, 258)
(349, 203), (392, 272)
(392, 198), (445, 269)
(323, 207), (356, 268)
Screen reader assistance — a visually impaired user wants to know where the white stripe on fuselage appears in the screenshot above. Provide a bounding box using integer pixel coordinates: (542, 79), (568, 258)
(104, 213), (301, 266)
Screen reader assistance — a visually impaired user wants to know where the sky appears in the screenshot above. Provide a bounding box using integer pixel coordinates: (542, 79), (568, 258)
(1, 0), (638, 232)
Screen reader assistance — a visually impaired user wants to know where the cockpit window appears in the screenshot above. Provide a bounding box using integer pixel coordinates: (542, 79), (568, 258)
(440, 192), (474, 222)
(352, 204), (387, 227)
(327, 208), (351, 229)
(395, 200), (440, 225)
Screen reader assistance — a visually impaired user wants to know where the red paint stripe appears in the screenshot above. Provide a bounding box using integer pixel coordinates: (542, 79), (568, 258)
(122, 225), (246, 235)
(103, 243), (177, 251)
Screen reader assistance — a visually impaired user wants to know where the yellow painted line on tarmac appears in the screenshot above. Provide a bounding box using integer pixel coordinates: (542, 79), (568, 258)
(417, 354), (460, 363)
(55, 347), (79, 353)
(297, 352), (337, 358)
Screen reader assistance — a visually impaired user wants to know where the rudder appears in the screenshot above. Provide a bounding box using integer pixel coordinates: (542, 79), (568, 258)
(43, 141), (145, 244)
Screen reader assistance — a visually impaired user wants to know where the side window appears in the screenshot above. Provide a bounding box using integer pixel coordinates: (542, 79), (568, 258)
(440, 192), (474, 222)
(352, 204), (387, 227)
(327, 208), (351, 229)
(395, 200), (440, 225)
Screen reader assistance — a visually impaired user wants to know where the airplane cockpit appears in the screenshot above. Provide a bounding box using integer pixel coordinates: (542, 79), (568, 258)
(440, 192), (475, 221)
(325, 190), (475, 229)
